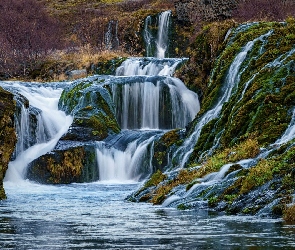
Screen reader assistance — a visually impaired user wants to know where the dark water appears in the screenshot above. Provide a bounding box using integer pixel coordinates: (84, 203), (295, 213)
(0, 181), (294, 250)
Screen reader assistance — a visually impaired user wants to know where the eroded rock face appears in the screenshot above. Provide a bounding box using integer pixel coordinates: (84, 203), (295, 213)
(0, 87), (17, 199)
(174, 0), (238, 23)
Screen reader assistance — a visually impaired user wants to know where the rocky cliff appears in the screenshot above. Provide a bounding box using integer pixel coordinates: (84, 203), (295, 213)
(0, 88), (17, 199)
(174, 0), (238, 23)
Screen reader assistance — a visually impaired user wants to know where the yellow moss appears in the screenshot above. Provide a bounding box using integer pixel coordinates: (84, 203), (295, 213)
(47, 148), (85, 183)
(151, 168), (199, 204)
(283, 204), (295, 222)
(239, 159), (273, 194)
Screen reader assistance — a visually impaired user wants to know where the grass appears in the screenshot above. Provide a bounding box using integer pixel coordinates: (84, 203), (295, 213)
(33, 47), (128, 81)
(283, 204), (295, 222)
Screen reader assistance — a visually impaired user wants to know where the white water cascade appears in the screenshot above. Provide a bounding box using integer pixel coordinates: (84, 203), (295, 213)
(172, 31), (273, 168)
(156, 10), (171, 58)
(95, 10), (199, 181)
(143, 10), (171, 58)
(96, 131), (160, 182)
(0, 81), (72, 182)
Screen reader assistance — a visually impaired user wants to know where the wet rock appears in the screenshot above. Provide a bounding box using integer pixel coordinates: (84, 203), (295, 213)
(67, 69), (87, 80)
(0, 88), (17, 199)
(58, 77), (120, 141)
(27, 142), (98, 184)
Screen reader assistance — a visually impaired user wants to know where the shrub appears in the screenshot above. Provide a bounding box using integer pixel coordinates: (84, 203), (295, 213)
(233, 0), (295, 22)
(0, 0), (63, 77)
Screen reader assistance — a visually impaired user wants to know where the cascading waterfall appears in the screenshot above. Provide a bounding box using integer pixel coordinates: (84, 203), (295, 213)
(143, 10), (171, 58)
(0, 81), (72, 182)
(156, 10), (171, 58)
(94, 10), (199, 181)
(172, 31), (273, 168)
(111, 76), (199, 130)
(96, 130), (162, 182)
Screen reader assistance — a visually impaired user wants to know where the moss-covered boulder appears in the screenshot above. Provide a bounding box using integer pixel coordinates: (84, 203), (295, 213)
(26, 142), (98, 184)
(0, 87), (17, 199)
(58, 76), (120, 141)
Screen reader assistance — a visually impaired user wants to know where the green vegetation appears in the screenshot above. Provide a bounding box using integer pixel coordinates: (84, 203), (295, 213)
(144, 170), (167, 188)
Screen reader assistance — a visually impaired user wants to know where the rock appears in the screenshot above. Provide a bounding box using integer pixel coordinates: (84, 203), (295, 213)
(67, 69), (87, 80)
(174, 0), (238, 23)
(58, 76), (121, 141)
(27, 141), (98, 184)
(0, 87), (17, 199)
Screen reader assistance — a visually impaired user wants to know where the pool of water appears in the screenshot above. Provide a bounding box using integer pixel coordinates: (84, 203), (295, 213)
(0, 181), (294, 249)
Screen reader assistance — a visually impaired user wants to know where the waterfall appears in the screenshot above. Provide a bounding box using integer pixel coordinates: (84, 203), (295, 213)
(96, 130), (161, 182)
(96, 10), (197, 181)
(143, 10), (171, 58)
(172, 31), (273, 168)
(111, 76), (199, 130)
(144, 16), (153, 57)
(0, 81), (72, 182)
(105, 20), (119, 50)
(156, 10), (171, 58)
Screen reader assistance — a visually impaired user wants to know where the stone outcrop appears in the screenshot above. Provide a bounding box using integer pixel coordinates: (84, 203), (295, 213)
(27, 142), (98, 184)
(0, 88), (17, 199)
(174, 0), (238, 22)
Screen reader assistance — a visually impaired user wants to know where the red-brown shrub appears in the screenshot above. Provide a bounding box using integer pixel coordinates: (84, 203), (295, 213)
(233, 0), (295, 22)
(0, 0), (63, 76)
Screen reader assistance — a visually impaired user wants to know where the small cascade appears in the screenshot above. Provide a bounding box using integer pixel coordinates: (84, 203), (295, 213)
(172, 31), (273, 168)
(13, 102), (49, 158)
(105, 20), (119, 50)
(156, 10), (171, 58)
(111, 76), (199, 129)
(143, 10), (171, 58)
(96, 130), (162, 182)
(275, 108), (295, 145)
(115, 57), (186, 76)
(0, 81), (72, 181)
(144, 16), (153, 57)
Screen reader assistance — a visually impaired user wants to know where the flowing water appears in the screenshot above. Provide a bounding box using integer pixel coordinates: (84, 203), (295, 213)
(0, 13), (295, 249)
(1, 182), (295, 249)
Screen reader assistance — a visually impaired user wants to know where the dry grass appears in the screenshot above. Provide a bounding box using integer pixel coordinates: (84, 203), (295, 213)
(51, 46), (129, 69)
(283, 204), (295, 222)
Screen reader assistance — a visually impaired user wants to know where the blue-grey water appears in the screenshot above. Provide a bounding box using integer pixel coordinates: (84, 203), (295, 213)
(0, 181), (294, 250)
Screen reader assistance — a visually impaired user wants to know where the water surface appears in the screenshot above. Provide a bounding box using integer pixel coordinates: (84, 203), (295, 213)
(0, 182), (294, 249)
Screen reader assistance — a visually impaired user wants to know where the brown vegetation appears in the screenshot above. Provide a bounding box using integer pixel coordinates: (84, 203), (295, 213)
(233, 0), (295, 21)
(0, 0), (63, 77)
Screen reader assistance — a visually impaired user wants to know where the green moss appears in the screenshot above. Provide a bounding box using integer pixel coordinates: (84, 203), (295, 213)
(144, 170), (167, 188)
(152, 129), (182, 169)
(177, 203), (192, 210)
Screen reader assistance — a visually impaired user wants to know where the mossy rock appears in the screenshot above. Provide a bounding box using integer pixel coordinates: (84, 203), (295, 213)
(27, 143), (98, 184)
(59, 76), (120, 141)
(0, 87), (17, 200)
